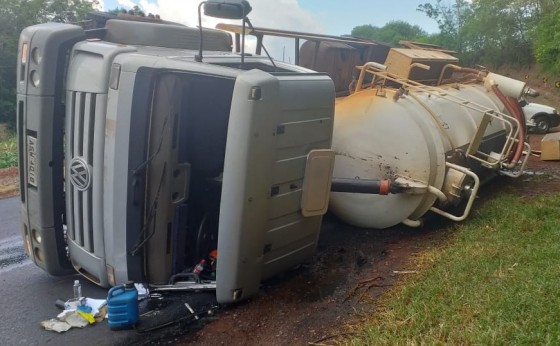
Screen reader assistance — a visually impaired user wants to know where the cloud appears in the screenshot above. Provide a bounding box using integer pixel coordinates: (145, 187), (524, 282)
(132, 0), (322, 30)
(117, 0), (137, 9)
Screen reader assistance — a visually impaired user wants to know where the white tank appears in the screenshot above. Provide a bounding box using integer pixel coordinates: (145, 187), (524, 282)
(330, 69), (528, 229)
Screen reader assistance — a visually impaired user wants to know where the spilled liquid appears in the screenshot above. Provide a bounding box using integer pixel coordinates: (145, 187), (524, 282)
(0, 236), (30, 272)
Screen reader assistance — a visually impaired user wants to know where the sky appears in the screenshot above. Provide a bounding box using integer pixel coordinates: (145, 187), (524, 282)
(96, 0), (441, 60)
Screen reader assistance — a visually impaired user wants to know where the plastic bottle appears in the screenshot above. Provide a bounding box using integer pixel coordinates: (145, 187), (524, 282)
(107, 282), (139, 330)
(192, 259), (206, 275)
(73, 280), (82, 300)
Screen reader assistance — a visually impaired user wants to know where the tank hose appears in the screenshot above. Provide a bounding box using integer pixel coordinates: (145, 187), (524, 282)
(330, 178), (397, 195)
(507, 96), (527, 138)
(506, 95), (527, 162)
(491, 85), (525, 166)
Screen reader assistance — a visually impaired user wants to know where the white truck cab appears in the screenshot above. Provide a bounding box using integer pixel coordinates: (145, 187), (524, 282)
(17, 11), (336, 304)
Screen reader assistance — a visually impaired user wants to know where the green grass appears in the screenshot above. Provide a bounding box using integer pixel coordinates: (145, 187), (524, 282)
(0, 135), (18, 169)
(351, 192), (560, 345)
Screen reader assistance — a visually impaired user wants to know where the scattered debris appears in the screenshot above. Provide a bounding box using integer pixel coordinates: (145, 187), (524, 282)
(40, 319), (72, 333)
(392, 270), (419, 274)
(344, 276), (393, 302)
(310, 331), (359, 345)
(41, 297), (107, 333)
(59, 310), (90, 328)
(135, 292), (218, 333)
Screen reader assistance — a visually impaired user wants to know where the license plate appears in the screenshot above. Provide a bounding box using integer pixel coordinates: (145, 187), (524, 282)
(27, 135), (37, 187)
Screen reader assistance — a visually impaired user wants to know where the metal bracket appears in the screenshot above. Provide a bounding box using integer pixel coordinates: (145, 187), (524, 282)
(150, 272), (216, 292)
(499, 142), (531, 178)
(429, 162), (480, 222)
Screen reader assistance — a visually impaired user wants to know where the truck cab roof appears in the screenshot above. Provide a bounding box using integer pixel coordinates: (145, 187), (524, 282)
(79, 18), (313, 75)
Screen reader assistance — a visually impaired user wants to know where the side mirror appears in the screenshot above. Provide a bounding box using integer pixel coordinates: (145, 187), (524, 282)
(204, 0), (252, 19)
(518, 100), (527, 107)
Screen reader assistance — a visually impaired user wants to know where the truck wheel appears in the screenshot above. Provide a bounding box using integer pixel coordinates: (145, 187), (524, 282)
(534, 116), (550, 134)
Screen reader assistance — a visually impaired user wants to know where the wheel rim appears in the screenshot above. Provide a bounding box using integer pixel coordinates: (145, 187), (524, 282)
(536, 118), (549, 132)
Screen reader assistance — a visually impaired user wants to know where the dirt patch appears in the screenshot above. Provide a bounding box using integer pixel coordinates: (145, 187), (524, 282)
(0, 167), (19, 199)
(512, 131), (560, 198)
(174, 220), (446, 346)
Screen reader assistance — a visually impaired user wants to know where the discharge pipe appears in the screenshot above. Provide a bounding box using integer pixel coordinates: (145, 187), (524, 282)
(330, 178), (403, 195)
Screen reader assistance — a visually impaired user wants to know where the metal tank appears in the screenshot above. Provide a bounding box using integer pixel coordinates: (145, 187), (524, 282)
(329, 62), (531, 229)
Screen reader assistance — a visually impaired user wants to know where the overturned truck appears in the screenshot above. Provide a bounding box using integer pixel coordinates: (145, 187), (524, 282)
(17, 1), (530, 304)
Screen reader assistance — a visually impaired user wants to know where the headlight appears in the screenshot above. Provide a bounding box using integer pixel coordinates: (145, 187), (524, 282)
(30, 70), (40, 87)
(31, 47), (41, 64)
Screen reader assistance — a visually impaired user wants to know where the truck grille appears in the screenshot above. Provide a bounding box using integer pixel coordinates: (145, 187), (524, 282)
(67, 91), (97, 253)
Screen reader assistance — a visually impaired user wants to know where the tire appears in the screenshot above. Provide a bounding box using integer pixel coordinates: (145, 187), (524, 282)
(534, 115), (550, 134)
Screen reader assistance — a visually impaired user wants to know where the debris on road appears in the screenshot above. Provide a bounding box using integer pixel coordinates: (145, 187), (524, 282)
(40, 297), (107, 333)
(40, 319), (72, 333)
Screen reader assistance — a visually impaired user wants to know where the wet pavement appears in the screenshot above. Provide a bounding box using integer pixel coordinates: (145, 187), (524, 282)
(0, 197), (142, 345)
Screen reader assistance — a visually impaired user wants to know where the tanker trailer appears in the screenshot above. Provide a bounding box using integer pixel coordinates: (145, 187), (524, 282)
(211, 24), (531, 229)
(329, 62), (531, 229)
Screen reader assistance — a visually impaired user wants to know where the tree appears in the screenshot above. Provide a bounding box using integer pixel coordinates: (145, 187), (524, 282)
(417, 0), (472, 53)
(0, 0), (95, 130)
(417, 0), (554, 67)
(351, 21), (429, 46)
(533, 5), (560, 73)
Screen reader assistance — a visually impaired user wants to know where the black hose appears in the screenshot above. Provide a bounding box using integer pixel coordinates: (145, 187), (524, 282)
(330, 178), (402, 195)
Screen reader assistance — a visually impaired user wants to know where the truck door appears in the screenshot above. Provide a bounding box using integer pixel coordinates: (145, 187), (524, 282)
(216, 69), (335, 303)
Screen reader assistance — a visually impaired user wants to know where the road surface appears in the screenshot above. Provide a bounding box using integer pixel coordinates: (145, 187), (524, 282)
(0, 197), (143, 345)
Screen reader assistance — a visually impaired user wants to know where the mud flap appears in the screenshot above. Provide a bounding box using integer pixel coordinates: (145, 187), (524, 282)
(216, 69), (335, 304)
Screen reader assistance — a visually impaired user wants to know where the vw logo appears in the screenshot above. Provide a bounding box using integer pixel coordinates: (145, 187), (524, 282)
(69, 157), (91, 191)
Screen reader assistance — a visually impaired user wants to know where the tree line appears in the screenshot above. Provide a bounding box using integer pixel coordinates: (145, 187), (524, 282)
(0, 0), (95, 129)
(352, 0), (560, 74)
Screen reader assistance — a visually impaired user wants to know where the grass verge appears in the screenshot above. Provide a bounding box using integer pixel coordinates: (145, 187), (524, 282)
(0, 135), (18, 169)
(350, 192), (560, 345)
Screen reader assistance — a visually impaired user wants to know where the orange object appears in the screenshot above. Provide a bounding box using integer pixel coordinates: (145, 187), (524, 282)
(209, 249), (218, 259)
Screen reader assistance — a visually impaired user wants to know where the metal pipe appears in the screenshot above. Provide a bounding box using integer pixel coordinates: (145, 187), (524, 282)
(407, 62), (430, 78)
(330, 178), (396, 195)
(241, 13), (246, 67)
(294, 37), (300, 65)
(437, 64), (461, 86)
(429, 162), (481, 222)
(437, 64), (486, 86)
(355, 62), (387, 93)
(196, 1), (205, 62)
(402, 218), (422, 227)
(255, 34), (263, 55)
(428, 185), (448, 204)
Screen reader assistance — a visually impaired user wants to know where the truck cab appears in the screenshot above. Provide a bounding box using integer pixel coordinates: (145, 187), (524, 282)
(17, 16), (335, 303)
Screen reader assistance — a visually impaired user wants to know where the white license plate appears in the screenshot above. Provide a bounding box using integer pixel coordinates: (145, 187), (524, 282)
(27, 135), (37, 187)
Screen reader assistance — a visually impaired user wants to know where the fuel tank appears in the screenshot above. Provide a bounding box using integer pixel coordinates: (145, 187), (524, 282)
(330, 65), (529, 229)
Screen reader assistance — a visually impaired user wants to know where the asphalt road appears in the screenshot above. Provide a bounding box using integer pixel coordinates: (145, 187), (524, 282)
(0, 197), (143, 345)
